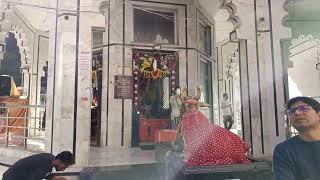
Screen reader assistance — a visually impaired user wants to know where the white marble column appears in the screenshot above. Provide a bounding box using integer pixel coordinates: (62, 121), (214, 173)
(45, 0), (105, 165)
(235, 0), (291, 157)
(99, 0), (126, 148)
(21, 68), (30, 97)
(268, 0), (292, 149)
(45, 0), (78, 161)
(106, 0), (124, 148)
(72, 0), (101, 165)
(185, 1), (197, 92)
(238, 39), (252, 146)
(99, 0), (109, 148)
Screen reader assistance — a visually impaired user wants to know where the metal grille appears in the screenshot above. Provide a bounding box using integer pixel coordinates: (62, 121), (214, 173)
(162, 77), (170, 109)
(0, 104), (46, 151)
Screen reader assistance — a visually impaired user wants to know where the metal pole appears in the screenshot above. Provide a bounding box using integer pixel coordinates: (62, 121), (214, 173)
(72, 0), (81, 160)
(51, 0), (60, 154)
(24, 111), (28, 149)
(5, 111), (9, 147)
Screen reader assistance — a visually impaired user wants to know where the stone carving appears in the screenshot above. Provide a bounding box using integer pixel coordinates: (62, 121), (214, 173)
(291, 35), (320, 47)
(10, 25), (31, 68)
(98, 0), (109, 15)
(224, 48), (239, 79)
(289, 35), (320, 59)
(220, 0), (240, 29)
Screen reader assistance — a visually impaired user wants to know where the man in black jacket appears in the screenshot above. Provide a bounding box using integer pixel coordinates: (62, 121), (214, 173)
(2, 151), (74, 180)
(273, 96), (320, 180)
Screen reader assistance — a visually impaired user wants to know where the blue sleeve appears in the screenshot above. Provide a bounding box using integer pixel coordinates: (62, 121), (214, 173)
(273, 144), (296, 180)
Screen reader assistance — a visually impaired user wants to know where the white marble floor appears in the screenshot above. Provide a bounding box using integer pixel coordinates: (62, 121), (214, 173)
(89, 147), (157, 167)
(0, 146), (157, 180)
(0, 146), (157, 167)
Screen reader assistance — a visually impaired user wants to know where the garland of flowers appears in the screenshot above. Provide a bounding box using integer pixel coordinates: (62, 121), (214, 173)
(132, 51), (178, 108)
(140, 69), (170, 79)
(137, 57), (173, 79)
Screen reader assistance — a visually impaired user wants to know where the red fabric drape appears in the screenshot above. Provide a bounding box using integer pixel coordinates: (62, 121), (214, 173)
(181, 110), (250, 167)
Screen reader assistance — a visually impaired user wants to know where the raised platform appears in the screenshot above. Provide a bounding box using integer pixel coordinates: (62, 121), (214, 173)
(0, 147), (274, 180)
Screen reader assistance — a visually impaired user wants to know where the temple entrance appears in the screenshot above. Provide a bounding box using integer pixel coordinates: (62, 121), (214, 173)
(91, 50), (103, 146)
(90, 29), (104, 146)
(131, 49), (179, 147)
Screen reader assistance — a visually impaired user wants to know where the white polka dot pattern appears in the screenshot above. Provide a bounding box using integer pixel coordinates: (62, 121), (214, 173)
(181, 110), (251, 167)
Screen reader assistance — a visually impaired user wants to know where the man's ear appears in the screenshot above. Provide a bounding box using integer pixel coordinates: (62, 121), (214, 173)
(52, 159), (57, 166)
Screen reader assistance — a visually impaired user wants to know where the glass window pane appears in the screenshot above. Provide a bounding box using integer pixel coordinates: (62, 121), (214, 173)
(199, 19), (212, 56)
(134, 8), (175, 44)
(93, 31), (104, 48)
(200, 60), (212, 103)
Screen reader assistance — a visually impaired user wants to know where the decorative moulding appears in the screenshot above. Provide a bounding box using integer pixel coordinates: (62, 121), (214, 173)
(220, 0), (240, 30)
(98, 0), (110, 16)
(289, 35), (320, 57)
(9, 25), (31, 67)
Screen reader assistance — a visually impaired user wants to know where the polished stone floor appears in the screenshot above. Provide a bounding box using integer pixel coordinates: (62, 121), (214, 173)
(0, 146), (157, 166)
(0, 146), (158, 178)
(89, 147), (157, 167)
(0, 147), (275, 180)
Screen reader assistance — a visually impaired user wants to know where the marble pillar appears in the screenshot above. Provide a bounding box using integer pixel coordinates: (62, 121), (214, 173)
(21, 68), (30, 97)
(46, 0), (105, 165)
(235, 0), (291, 157)
(185, 1), (198, 92)
(99, 0), (109, 148)
(45, 0), (83, 164)
(99, 0), (129, 148)
(105, 0), (124, 148)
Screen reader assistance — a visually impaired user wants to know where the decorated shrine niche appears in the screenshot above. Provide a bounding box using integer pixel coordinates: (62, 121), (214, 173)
(132, 50), (179, 118)
(91, 50), (103, 146)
